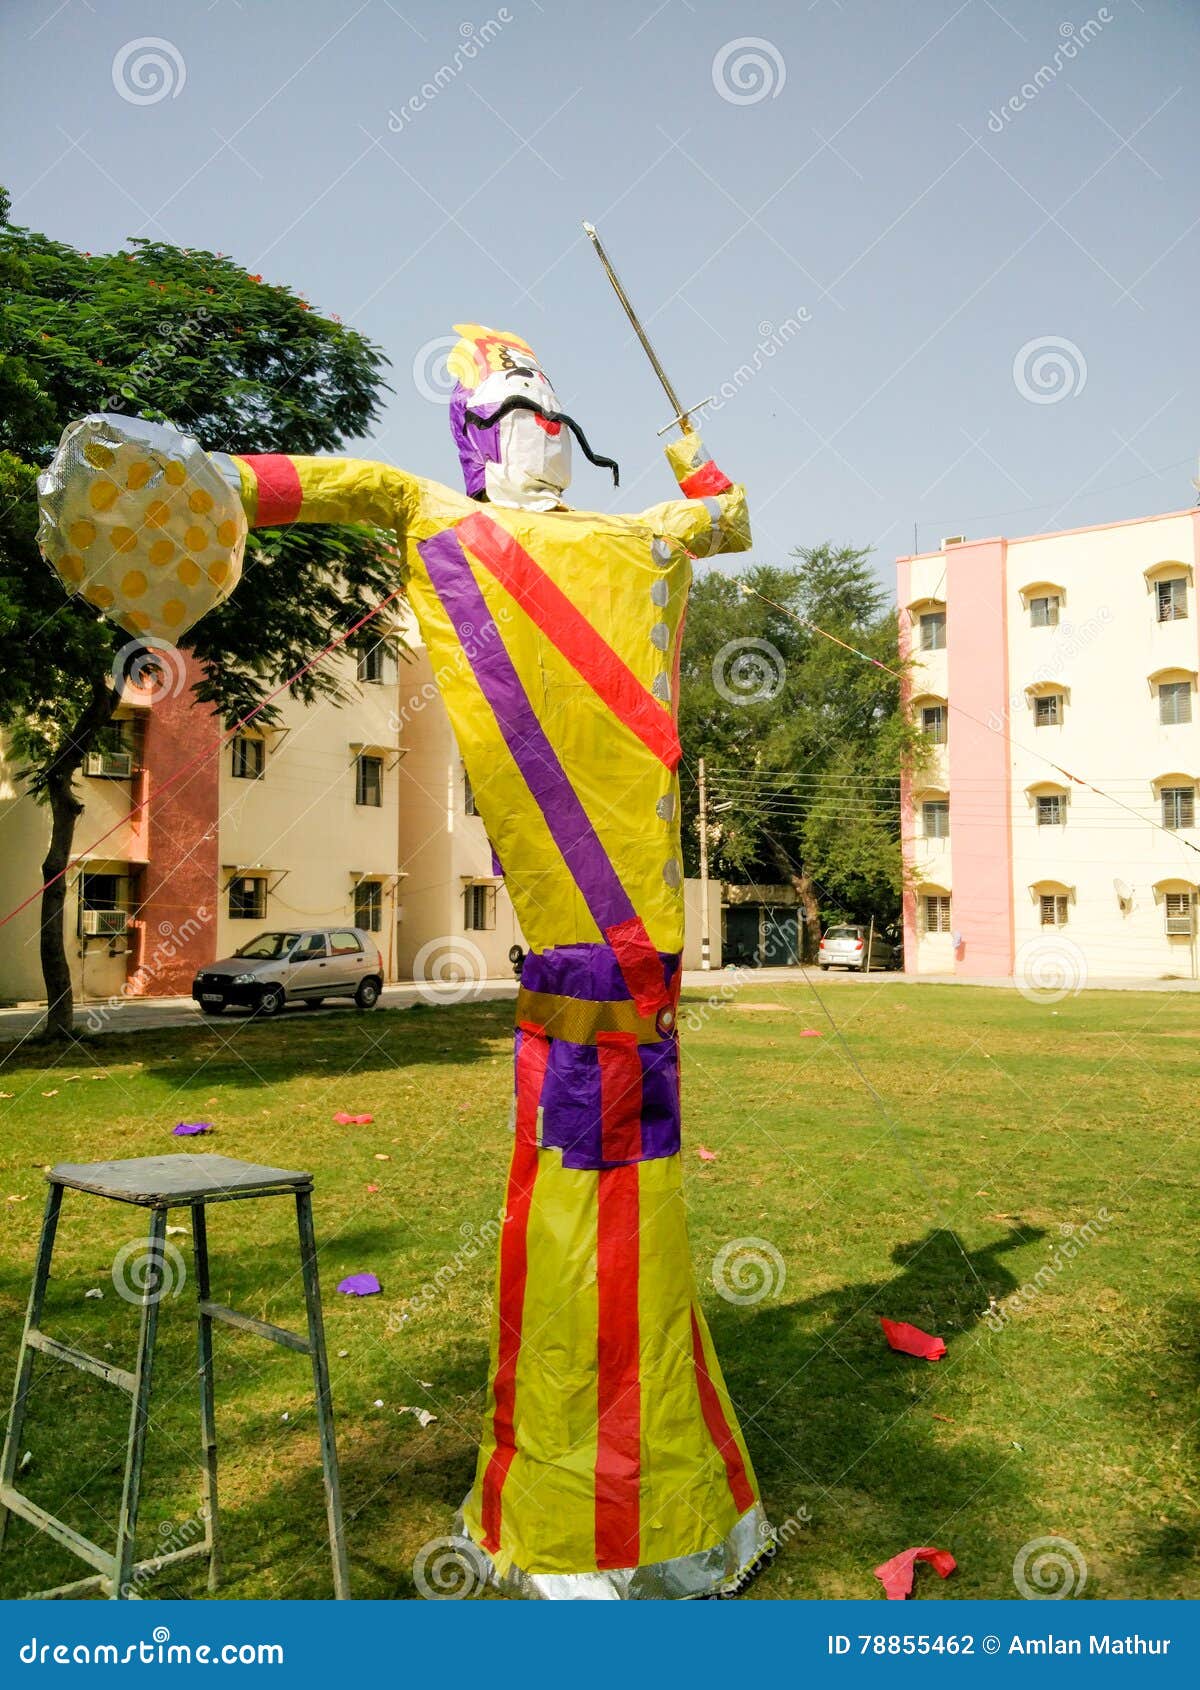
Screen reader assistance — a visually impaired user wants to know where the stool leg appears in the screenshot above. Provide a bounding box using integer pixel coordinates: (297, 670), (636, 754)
(191, 1202), (221, 1592)
(294, 1189), (350, 1599)
(0, 1182), (63, 1556)
(112, 1206), (167, 1599)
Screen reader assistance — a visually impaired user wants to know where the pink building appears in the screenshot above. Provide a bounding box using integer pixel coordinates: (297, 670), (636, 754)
(898, 506), (1200, 985)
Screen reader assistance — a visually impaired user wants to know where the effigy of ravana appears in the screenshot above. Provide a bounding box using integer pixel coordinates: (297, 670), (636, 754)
(36, 322), (769, 1598)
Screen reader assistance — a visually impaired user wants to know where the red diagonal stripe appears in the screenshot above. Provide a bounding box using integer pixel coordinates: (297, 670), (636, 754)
(690, 1307), (755, 1515)
(595, 1163), (641, 1569)
(479, 1024), (547, 1552)
(457, 511), (682, 770)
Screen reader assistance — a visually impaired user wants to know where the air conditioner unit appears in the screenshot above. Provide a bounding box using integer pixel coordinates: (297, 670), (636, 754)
(82, 909), (128, 938)
(84, 750), (133, 779)
(941, 535), (967, 548)
(1166, 912), (1195, 937)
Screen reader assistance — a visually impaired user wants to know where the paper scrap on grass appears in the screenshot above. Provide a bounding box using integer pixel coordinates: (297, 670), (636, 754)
(880, 1317), (946, 1361)
(874, 1546), (956, 1600)
(334, 1111), (374, 1125)
(398, 1405), (437, 1428)
(697, 1146), (718, 1162)
(173, 1121), (212, 1137)
(337, 1272), (381, 1297)
(798, 1029), (822, 1038)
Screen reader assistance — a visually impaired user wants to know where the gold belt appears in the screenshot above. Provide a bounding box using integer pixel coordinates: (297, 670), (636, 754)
(516, 987), (670, 1045)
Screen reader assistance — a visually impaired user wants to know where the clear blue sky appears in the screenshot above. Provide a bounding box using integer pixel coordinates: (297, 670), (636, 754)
(3, 0), (1197, 584)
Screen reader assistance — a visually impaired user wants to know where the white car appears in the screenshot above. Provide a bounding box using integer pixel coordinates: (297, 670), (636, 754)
(192, 928), (384, 1016)
(817, 925), (898, 972)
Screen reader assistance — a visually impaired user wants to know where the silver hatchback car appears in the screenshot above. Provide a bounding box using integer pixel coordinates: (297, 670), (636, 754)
(192, 928), (385, 1017)
(817, 924), (899, 972)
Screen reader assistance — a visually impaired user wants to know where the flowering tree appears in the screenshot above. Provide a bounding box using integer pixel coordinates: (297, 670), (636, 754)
(0, 190), (398, 1037)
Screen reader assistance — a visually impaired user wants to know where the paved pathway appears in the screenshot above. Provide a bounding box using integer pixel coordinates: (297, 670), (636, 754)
(2, 963), (1197, 1045)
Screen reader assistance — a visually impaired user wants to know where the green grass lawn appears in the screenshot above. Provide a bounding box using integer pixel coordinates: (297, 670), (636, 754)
(0, 981), (1197, 1601)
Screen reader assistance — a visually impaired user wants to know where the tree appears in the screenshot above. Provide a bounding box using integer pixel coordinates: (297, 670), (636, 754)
(678, 545), (924, 959)
(0, 195), (398, 1037)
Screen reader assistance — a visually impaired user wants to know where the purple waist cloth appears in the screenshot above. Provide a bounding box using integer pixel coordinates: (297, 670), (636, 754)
(521, 943), (681, 1002)
(514, 942), (683, 1171)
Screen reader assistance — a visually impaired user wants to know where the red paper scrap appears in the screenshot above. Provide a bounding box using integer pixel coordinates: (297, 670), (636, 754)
(697, 1146), (718, 1162)
(798, 1029), (822, 1037)
(333, 1112), (374, 1125)
(874, 1546), (956, 1600)
(880, 1317), (946, 1361)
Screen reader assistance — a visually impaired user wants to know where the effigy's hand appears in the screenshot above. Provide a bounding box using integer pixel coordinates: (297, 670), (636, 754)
(635, 432), (751, 560)
(37, 413), (249, 643)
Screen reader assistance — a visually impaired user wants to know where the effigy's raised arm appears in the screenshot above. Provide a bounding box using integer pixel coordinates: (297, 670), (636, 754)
(37, 413), (420, 644)
(635, 433), (751, 560)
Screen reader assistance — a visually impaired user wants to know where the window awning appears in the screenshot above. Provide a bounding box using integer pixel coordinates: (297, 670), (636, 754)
(1017, 580), (1066, 605)
(1024, 679), (1070, 699)
(1152, 876), (1199, 897)
(221, 863), (289, 892)
(1028, 880), (1074, 900)
(1147, 666), (1197, 690)
(1151, 771), (1198, 791)
(348, 741), (403, 770)
(916, 879), (951, 897)
(349, 870), (405, 886)
(1143, 559), (1193, 589)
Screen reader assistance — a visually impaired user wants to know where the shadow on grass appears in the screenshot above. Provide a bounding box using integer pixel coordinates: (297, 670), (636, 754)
(712, 1226), (1049, 1596)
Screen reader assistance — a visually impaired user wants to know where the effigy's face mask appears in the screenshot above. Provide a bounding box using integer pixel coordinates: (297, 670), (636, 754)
(447, 322), (617, 512)
(469, 362), (573, 511)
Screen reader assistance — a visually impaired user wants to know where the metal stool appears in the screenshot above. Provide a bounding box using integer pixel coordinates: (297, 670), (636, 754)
(0, 1154), (350, 1600)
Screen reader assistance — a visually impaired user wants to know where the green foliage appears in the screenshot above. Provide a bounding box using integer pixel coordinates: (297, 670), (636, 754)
(0, 197), (399, 742)
(679, 545), (923, 929)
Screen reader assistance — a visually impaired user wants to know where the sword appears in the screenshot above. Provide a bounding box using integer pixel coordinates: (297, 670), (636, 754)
(582, 221), (713, 438)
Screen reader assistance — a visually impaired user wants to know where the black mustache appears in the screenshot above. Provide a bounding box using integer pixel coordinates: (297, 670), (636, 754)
(463, 396), (619, 486)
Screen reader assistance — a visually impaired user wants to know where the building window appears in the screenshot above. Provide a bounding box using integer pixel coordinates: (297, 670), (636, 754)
(1034, 693), (1062, 727)
(355, 754), (383, 807)
(1040, 894), (1069, 926)
(922, 800), (949, 839)
(354, 880), (383, 931)
(919, 611), (946, 651)
(1165, 891), (1194, 936)
(1157, 578), (1188, 623)
(356, 641), (388, 683)
(464, 884), (496, 931)
(924, 894), (952, 934)
(1030, 595), (1060, 628)
(228, 875), (267, 920)
(231, 735), (265, 780)
(920, 704), (947, 744)
(463, 765), (478, 816)
(1159, 681), (1192, 726)
(1036, 794), (1065, 826)
(1162, 786), (1195, 830)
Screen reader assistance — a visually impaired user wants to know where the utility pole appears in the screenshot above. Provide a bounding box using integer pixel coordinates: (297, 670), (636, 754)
(698, 757), (711, 970)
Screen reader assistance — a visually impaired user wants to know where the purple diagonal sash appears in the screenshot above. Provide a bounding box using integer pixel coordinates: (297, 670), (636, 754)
(419, 528), (640, 942)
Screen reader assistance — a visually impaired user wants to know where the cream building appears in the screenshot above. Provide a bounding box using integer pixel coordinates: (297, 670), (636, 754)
(898, 505), (1200, 983)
